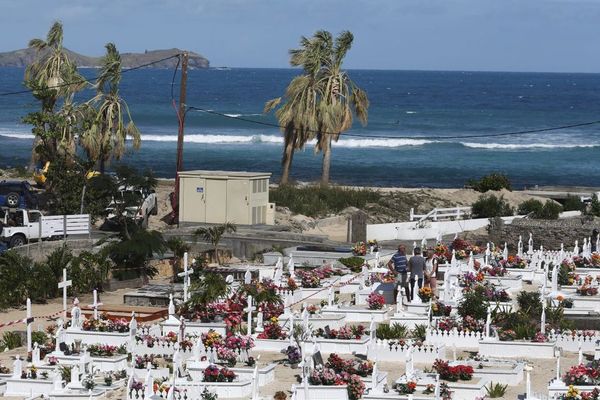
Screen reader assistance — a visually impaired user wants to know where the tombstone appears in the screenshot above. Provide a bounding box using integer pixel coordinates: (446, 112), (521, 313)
(574, 240), (580, 255)
(411, 279), (421, 305)
(528, 233), (533, 255)
(166, 294), (180, 324)
(288, 313), (296, 347)
(551, 263), (559, 295)
(283, 294), (292, 317)
(517, 235), (523, 258)
(485, 306), (492, 338)
(287, 254), (295, 276)
(371, 361), (379, 393)
(434, 374), (441, 399)
(349, 210), (367, 243)
(245, 295), (256, 336)
(312, 350), (324, 367)
(369, 316), (377, 341)
(70, 298), (82, 330)
(244, 269), (252, 285)
(53, 367), (63, 390)
(256, 310), (264, 333)
(301, 306), (309, 333)
(68, 364), (81, 389)
(25, 298), (33, 352)
(177, 252), (194, 302)
(273, 258), (283, 283)
(145, 370), (154, 398)
(359, 265), (368, 289)
(450, 250), (457, 269)
(88, 290), (103, 321)
(327, 286), (334, 308)
(58, 268), (72, 320)
(251, 363), (260, 400)
(396, 288), (405, 314)
(503, 243), (508, 260)
(525, 366), (532, 399)
(12, 356), (22, 378)
(467, 253), (474, 271)
(129, 312), (138, 337)
(540, 299), (547, 335)
(53, 319), (65, 355)
(405, 347), (414, 379)
(32, 342), (41, 365)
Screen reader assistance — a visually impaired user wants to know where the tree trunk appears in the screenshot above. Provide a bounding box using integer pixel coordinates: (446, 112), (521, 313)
(320, 136), (332, 186)
(280, 138), (295, 185)
(214, 245), (220, 265)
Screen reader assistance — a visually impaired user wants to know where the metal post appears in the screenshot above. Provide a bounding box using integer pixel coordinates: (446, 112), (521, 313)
(173, 52), (189, 226)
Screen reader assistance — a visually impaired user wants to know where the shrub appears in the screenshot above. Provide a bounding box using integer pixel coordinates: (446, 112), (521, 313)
(589, 194), (600, 217)
(471, 195), (513, 218)
(468, 173), (512, 192)
(269, 185), (381, 217)
(539, 201), (563, 219)
(1, 331), (22, 350)
(376, 323), (408, 340)
(518, 199), (543, 217)
(485, 382), (508, 398)
(338, 257), (364, 273)
(563, 195), (583, 212)
(458, 286), (489, 320)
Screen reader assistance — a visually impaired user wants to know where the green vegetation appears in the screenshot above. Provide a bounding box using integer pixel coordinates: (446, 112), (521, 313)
(518, 199), (563, 219)
(588, 194), (600, 217)
(457, 286), (490, 320)
(467, 173), (512, 192)
(265, 30), (369, 185)
(1, 331), (22, 350)
(270, 185), (380, 217)
(375, 323), (409, 340)
(471, 194), (513, 218)
(485, 382), (508, 398)
(338, 256), (364, 272)
(563, 195), (583, 212)
(194, 222), (237, 265)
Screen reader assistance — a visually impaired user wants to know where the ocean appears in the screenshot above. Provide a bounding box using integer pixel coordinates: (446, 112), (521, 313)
(1, 67), (600, 188)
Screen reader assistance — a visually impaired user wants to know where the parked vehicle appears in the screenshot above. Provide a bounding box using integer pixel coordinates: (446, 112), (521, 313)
(0, 180), (38, 209)
(0, 208), (90, 248)
(105, 186), (158, 228)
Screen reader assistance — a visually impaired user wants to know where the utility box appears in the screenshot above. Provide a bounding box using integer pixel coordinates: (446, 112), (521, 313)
(178, 170), (273, 225)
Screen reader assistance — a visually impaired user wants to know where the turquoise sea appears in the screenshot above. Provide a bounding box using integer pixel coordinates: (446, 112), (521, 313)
(0, 67), (599, 188)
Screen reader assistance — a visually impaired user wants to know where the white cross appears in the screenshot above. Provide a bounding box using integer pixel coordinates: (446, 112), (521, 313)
(177, 252), (194, 302)
(245, 295), (256, 336)
(24, 298), (33, 352)
(88, 289), (103, 320)
(57, 268), (72, 320)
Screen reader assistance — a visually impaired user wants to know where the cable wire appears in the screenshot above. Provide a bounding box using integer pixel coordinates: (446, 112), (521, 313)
(186, 106), (600, 140)
(0, 53), (182, 97)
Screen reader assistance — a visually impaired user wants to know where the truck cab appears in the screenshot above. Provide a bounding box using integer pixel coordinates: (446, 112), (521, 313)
(0, 209), (43, 247)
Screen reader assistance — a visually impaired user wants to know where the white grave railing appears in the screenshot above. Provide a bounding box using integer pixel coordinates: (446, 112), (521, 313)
(425, 328), (484, 348)
(367, 339), (444, 363)
(410, 206), (472, 225)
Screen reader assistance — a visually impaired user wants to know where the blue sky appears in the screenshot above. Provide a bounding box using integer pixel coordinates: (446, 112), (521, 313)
(1, 0), (599, 72)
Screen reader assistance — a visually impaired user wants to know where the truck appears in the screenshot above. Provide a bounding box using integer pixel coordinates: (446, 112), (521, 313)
(105, 186), (157, 228)
(0, 208), (91, 248)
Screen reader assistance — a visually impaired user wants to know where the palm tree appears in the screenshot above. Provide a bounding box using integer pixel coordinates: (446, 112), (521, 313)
(82, 43), (140, 173)
(314, 31), (369, 186)
(167, 237), (191, 282)
(193, 222), (237, 265)
(264, 35), (326, 185)
(24, 21), (87, 164)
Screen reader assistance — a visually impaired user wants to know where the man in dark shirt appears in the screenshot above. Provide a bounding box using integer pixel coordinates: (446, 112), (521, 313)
(408, 247), (426, 299)
(388, 244), (410, 301)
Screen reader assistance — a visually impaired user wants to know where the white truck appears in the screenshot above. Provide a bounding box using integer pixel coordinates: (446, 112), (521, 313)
(0, 209), (91, 248)
(105, 187), (157, 228)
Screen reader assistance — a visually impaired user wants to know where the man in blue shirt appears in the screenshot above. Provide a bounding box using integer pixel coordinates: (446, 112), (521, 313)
(388, 244), (410, 302)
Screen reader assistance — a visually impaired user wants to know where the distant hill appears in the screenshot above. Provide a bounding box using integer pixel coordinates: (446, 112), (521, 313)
(0, 48), (209, 69)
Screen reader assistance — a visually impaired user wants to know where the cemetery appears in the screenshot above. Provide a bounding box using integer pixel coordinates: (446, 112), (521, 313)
(3, 233), (600, 400)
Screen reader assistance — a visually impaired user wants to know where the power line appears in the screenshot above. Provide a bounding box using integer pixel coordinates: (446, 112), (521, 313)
(186, 106), (600, 140)
(0, 53), (182, 97)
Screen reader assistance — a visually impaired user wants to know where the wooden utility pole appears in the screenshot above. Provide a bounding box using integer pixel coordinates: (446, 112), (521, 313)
(172, 52), (188, 225)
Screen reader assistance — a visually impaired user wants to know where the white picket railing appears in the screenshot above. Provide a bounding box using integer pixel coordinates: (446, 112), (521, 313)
(367, 339), (444, 362)
(410, 206), (472, 225)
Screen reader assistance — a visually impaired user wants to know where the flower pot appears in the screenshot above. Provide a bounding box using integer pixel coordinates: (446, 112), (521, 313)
(290, 363), (299, 369)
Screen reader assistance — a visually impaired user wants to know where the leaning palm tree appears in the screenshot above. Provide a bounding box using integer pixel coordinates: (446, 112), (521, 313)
(81, 43), (140, 173)
(193, 222), (237, 265)
(314, 31), (369, 186)
(264, 35), (326, 185)
(24, 21), (87, 164)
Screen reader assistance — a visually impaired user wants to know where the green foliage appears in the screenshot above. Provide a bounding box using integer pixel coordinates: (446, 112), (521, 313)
(102, 225), (165, 280)
(31, 331), (48, 347)
(188, 272), (229, 306)
(517, 291), (541, 315)
(69, 251), (112, 293)
(485, 382), (508, 398)
(194, 222), (237, 265)
(338, 256), (364, 272)
(201, 388), (218, 400)
(458, 286), (489, 320)
(1, 331), (22, 350)
(518, 199), (562, 219)
(270, 185), (380, 217)
(0, 251), (34, 308)
(376, 323), (408, 340)
(412, 325), (428, 342)
(468, 173), (512, 192)
(588, 194), (600, 217)
(471, 194), (513, 218)
(563, 195), (583, 212)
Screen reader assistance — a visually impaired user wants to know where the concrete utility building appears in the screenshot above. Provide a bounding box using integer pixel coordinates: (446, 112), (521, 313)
(178, 170), (274, 225)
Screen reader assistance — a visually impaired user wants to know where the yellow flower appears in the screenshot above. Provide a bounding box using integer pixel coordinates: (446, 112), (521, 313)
(270, 317), (278, 323)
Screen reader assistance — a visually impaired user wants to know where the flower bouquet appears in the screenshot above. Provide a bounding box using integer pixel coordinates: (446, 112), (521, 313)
(367, 292), (385, 310)
(418, 286), (433, 302)
(352, 242), (367, 256)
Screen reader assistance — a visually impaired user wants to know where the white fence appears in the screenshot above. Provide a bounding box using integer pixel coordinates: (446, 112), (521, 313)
(410, 207), (472, 224)
(426, 328), (484, 348)
(367, 339), (444, 362)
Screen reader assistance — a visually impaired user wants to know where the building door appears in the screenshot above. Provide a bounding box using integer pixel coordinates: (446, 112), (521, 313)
(205, 179), (227, 223)
(181, 177), (206, 223)
(227, 180), (249, 224)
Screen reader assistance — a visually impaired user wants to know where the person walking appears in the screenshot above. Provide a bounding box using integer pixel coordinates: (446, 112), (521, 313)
(388, 244), (409, 302)
(408, 247), (426, 300)
(425, 249), (439, 297)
